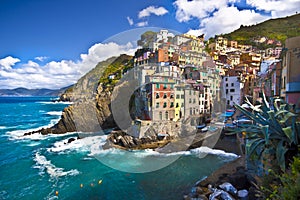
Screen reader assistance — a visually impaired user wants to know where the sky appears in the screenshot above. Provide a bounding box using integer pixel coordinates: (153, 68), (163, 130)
(0, 0), (299, 89)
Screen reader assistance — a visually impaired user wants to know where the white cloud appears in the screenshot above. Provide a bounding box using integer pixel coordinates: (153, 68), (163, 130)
(246, 0), (300, 18)
(173, 0), (238, 22)
(0, 56), (20, 70)
(34, 56), (48, 62)
(127, 16), (134, 26)
(194, 6), (268, 38)
(174, 0), (298, 38)
(138, 6), (168, 18)
(136, 21), (148, 27)
(0, 42), (137, 89)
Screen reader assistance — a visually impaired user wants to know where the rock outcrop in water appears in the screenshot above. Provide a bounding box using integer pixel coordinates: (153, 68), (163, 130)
(24, 54), (133, 136)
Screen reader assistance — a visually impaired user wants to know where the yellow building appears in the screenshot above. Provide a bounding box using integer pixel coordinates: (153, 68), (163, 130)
(174, 84), (185, 121)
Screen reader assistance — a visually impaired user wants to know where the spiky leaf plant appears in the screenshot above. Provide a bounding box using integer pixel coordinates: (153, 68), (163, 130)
(234, 93), (299, 172)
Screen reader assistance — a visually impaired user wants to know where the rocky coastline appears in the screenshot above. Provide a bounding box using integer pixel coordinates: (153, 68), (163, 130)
(183, 135), (262, 200)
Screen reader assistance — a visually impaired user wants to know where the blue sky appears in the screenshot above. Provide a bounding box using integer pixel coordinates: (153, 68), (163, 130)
(0, 0), (299, 89)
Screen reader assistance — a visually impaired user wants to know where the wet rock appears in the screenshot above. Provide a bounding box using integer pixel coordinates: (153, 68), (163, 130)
(67, 138), (76, 143)
(209, 189), (235, 200)
(133, 137), (142, 146)
(219, 182), (237, 195)
(237, 189), (248, 200)
(198, 194), (208, 200)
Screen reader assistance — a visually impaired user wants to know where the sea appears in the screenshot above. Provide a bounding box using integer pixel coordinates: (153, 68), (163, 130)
(0, 96), (238, 200)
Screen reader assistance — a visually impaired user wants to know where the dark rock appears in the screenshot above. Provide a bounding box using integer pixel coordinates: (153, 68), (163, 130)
(24, 132), (32, 136)
(119, 136), (129, 147)
(228, 172), (250, 190)
(133, 138), (141, 146)
(197, 194), (208, 200)
(67, 138), (76, 143)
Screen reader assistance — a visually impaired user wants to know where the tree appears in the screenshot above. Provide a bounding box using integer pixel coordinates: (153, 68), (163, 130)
(137, 31), (156, 48)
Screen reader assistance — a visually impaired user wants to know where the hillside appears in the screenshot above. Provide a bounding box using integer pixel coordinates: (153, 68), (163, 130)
(59, 54), (133, 101)
(221, 13), (300, 44)
(0, 86), (70, 97)
(27, 54), (134, 134)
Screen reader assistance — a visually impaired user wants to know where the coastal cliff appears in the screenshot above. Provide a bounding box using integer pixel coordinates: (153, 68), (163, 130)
(25, 54), (133, 136)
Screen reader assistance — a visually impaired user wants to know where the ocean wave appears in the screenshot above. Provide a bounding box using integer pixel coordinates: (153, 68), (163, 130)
(46, 111), (62, 116)
(0, 126), (7, 129)
(89, 145), (238, 159)
(6, 116), (62, 140)
(37, 101), (72, 105)
(47, 135), (107, 153)
(7, 127), (77, 141)
(26, 141), (41, 147)
(190, 146), (238, 158)
(33, 152), (80, 178)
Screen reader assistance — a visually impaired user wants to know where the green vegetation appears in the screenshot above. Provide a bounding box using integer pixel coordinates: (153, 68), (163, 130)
(220, 13), (300, 45)
(137, 31), (156, 48)
(99, 54), (133, 89)
(233, 94), (300, 199)
(235, 94), (300, 172)
(60, 54), (133, 100)
(260, 155), (300, 200)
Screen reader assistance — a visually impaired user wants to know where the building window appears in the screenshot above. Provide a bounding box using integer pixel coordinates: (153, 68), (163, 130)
(230, 89), (235, 92)
(190, 108), (192, 115)
(170, 93), (174, 98)
(226, 89), (228, 94)
(165, 111), (169, 120)
(170, 102), (174, 107)
(189, 98), (192, 103)
(163, 84), (167, 89)
(156, 83), (160, 89)
(231, 83), (234, 87)
(181, 94), (184, 99)
(226, 83), (228, 87)
(163, 102), (167, 108)
(176, 103), (179, 108)
(163, 93), (167, 98)
(171, 84), (174, 89)
(230, 96), (233, 101)
(193, 99), (195, 103)
(159, 112), (162, 120)
(189, 90), (192, 95)
(156, 93), (160, 98)
(225, 77), (228, 81)
(156, 103), (160, 108)
(176, 94), (180, 99)
(181, 103), (184, 107)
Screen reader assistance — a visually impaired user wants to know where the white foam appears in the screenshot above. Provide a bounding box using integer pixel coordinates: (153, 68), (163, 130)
(33, 152), (80, 178)
(46, 111), (62, 116)
(26, 141), (41, 147)
(89, 145), (238, 159)
(6, 116), (63, 140)
(48, 135), (107, 154)
(0, 126), (6, 129)
(190, 146), (238, 158)
(38, 101), (72, 105)
(7, 127), (77, 141)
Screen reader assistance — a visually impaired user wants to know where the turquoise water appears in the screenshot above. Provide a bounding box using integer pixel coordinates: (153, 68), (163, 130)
(0, 97), (237, 200)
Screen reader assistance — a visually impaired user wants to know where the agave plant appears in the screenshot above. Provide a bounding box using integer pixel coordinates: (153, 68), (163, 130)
(234, 93), (300, 173)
